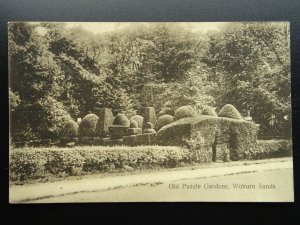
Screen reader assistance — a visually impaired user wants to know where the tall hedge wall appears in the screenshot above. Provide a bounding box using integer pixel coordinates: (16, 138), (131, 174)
(157, 115), (258, 160)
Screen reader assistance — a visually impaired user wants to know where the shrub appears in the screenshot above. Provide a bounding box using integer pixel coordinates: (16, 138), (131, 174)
(248, 140), (292, 160)
(202, 106), (218, 117)
(157, 115), (258, 160)
(140, 107), (157, 128)
(156, 114), (174, 131)
(174, 105), (197, 120)
(144, 122), (153, 129)
(44, 150), (85, 176)
(113, 113), (130, 127)
(183, 131), (213, 163)
(61, 120), (78, 137)
(130, 120), (139, 128)
(78, 114), (99, 137)
(218, 104), (243, 120)
(9, 149), (47, 181)
(130, 115), (144, 128)
(9, 146), (194, 182)
(95, 108), (114, 137)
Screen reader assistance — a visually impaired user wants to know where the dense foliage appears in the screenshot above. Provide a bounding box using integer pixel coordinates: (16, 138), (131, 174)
(9, 22), (291, 142)
(218, 104), (243, 120)
(155, 114), (174, 131)
(78, 114), (99, 137)
(10, 146), (192, 181)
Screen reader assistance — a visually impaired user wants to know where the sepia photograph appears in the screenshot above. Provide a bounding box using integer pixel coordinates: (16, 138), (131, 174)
(8, 22), (293, 203)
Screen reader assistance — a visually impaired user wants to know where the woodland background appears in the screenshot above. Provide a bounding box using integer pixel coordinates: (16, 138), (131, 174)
(8, 22), (291, 142)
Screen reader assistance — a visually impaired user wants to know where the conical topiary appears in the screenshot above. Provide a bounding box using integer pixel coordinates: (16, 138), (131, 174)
(78, 114), (99, 137)
(174, 105), (197, 120)
(202, 106), (218, 117)
(218, 104), (243, 120)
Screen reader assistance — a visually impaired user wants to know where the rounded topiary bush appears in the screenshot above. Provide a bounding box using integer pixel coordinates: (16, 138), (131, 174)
(113, 113), (130, 127)
(174, 105), (197, 120)
(156, 114), (174, 131)
(144, 122), (153, 129)
(62, 120), (78, 137)
(78, 114), (99, 137)
(218, 104), (243, 120)
(130, 120), (139, 128)
(158, 107), (174, 117)
(202, 106), (218, 117)
(130, 115), (144, 128)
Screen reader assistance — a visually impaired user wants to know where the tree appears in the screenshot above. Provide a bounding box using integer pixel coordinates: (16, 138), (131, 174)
(9, 23), (71, 141)
(205, 22), (291, 137)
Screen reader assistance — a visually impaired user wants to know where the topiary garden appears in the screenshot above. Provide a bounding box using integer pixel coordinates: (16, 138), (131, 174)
(10, 104), (292, 183)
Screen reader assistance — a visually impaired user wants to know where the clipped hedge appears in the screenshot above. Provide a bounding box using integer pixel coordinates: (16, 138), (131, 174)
(218, 104), (243, 120)
(202, 106), (218, 117)
(157, 115), (258, 160)
(156, 114), (174, 131)
(123, 133), (157, 146)
(78, 114), (99, 137)
(246, 140), (292, 160)
(9, 146), (193, 182)
(174, 105), (197, 120)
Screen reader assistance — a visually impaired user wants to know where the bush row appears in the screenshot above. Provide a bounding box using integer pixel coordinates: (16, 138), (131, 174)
(244, 139), (292, 160)
(9, 146), (193, 182)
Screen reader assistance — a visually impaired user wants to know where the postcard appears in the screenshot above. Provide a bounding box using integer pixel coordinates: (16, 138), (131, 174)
(9, 22), (293, 203)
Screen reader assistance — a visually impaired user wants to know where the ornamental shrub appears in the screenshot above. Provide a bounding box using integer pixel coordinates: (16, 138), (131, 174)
(113, 113), (130, 127)
(202, 106), (218, 117)
(144, 122), (153, 129)
(130, 120), (139, 128)
(130, 115), (144, 128)
(156, 114), (174, 131)
(157, 115), (258, 160)
(174, 105), (197, 120)
(140, 107), (157, 128)
(95, 108), (114, 137)
(78, 114), (99, 137)
(218, 104), (243, 120)
(61, 120), (78, 137)
(248, 139), (292, 160)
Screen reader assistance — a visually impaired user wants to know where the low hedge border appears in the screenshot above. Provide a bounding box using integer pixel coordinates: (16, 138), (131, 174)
(245, 139), (292, 160)
(9, 146), (193, 182)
